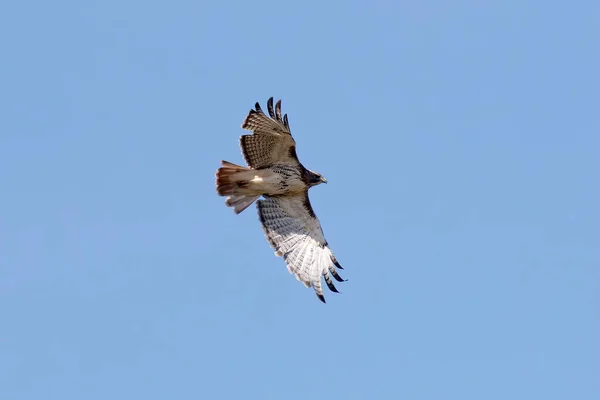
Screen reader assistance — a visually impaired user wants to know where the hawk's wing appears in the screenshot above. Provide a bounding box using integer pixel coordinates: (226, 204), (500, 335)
(256, 193), (344, 303)
(240, 97), (299, 168)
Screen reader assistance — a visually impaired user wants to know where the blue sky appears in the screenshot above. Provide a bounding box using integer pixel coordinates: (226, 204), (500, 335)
(1, 0), (599, 399)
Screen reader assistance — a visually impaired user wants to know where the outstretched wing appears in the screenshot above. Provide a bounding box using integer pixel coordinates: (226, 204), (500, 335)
(256, 193), (345, 303)
(240, 97), (299, 168)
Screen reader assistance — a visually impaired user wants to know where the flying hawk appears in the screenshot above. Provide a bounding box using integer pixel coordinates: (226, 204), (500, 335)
(215, 97), (345, 303)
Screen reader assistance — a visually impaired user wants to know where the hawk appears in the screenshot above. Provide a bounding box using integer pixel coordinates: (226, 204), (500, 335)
(215, 97), (345, 303)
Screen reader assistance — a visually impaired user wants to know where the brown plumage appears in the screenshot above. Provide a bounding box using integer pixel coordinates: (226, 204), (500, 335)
(215, 97), (344, 303)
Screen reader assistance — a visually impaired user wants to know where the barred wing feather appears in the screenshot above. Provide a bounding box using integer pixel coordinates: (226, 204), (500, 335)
(256, 194), (344, 303)
(240, 97), (298, 168)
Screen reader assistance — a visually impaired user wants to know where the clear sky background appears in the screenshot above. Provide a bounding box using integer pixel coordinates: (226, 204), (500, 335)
(1, 1), (599, 399)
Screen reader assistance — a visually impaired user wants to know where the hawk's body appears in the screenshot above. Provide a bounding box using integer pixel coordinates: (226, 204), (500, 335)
(215, 97), (345, 302)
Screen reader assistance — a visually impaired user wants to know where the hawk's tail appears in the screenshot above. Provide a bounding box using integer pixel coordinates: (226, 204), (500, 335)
(216, 160), (260, 214)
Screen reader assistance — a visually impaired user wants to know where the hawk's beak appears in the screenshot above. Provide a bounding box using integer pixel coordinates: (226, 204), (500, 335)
(321, 177), (328, 184)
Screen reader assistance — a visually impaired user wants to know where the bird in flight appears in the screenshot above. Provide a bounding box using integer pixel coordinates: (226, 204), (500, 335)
(215, 97), (345, 303)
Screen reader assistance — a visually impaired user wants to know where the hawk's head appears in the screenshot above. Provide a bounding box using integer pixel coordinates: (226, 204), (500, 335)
(304, 169), (327, 187)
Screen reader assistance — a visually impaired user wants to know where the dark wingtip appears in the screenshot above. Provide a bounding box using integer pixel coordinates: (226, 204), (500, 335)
(333, 258), (343, 270)
(331, 269), (346, 283)
(267, 97), (275, 119)
(283, 114), (289, 129)
(325, 278), (340, 293)
(275, 99), (283, 121)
